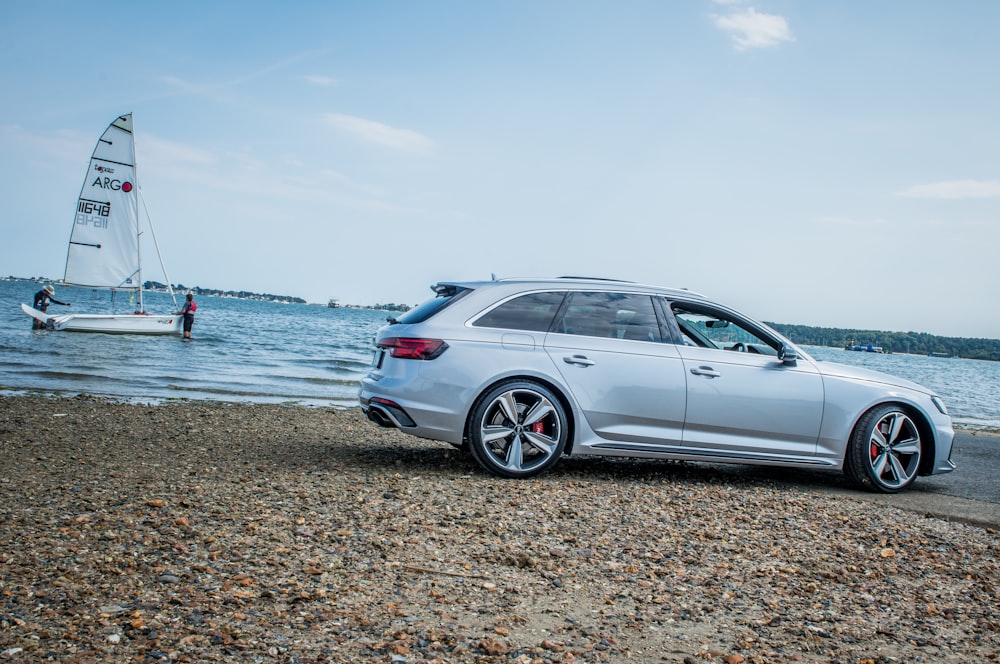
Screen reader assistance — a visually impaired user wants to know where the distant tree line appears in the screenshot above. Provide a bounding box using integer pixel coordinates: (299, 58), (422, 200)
(767, 322), (1000, 361)
(144, 281), (306, 305)
(371, 303), (412, 312)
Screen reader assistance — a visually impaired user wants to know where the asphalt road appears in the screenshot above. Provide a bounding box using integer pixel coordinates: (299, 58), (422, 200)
(858, 429), (1000, 530)
(707, 430), (1000, 531)
(907, 430), (999, 502)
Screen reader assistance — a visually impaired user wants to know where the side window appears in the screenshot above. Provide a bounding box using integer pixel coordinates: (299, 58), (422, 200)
(555, 292), (661, 341)
(669, 302), (778, 355)
(473, 291), (566, 332)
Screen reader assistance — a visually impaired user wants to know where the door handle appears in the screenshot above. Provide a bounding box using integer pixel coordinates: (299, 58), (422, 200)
(690, 366), (720, 378)
(563, 355), (596, 367)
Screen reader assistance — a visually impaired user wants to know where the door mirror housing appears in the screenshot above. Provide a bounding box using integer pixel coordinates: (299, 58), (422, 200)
(778, 344), (798, 365)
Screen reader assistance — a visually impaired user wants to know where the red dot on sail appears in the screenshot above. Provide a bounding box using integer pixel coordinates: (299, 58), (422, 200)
(122, 181), (133, 192)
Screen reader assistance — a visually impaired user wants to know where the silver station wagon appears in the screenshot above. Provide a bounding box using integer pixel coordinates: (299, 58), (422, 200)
(359, 277), (955, 493)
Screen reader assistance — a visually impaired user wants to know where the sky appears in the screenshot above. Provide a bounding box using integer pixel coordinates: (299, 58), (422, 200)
(1, 1), (998, 338)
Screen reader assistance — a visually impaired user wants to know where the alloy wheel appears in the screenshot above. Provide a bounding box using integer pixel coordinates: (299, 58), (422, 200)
(470, 383), (567, 478)
(866, 410), (922, 490)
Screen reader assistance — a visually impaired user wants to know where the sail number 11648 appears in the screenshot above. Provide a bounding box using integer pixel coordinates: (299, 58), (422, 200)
(75, 198), (110, 228)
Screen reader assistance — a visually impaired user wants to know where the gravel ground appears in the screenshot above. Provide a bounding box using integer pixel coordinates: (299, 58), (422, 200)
(1, 395), (998, 663)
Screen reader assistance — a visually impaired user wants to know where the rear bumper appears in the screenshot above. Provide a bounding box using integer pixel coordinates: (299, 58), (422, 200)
(359, 396), (416, 429)
(358, 377), (467, 446)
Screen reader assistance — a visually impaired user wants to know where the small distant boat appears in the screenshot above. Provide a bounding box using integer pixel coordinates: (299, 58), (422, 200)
(22, 114), (182, 335)
(928, 352), (952, 358)
(847, 344), (884, 353)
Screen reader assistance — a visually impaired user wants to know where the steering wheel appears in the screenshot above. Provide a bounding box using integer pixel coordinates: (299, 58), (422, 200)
(729, 342), (746, 352)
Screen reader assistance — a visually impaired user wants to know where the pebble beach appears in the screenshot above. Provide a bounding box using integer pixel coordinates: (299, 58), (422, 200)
(1, 395), (998, 663)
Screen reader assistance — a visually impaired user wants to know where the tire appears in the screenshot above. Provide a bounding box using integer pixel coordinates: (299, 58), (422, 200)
(467, 380), (568, 479)
(844, 404), (923, 493)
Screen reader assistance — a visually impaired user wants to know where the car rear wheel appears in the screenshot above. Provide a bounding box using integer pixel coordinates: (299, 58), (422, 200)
(468, 380), (568, 478)
(845, 404), (922, 493)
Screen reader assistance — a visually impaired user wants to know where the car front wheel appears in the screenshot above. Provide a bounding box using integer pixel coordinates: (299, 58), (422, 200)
(468, 380), (568, 479)
(845, 404), (923, 493)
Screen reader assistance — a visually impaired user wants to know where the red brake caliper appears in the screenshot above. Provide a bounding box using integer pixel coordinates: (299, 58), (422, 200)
(871, 422), (887, 461)
(532, 422), (546, 435)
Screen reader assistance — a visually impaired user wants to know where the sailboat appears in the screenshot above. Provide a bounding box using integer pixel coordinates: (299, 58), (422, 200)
(21, 113), (183, 335)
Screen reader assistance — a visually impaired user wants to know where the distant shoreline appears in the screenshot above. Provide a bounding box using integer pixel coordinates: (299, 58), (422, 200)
(3, 276), (410, 311)
(7, 276), (996, 357)
(5, 275), (307, 305)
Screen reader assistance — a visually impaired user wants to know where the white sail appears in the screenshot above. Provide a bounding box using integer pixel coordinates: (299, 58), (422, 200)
(22, 113), (183, 335)
(64, 114), (141, 290)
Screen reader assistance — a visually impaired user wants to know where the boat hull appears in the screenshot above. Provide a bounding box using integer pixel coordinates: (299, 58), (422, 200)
(22, 304), (182, 335)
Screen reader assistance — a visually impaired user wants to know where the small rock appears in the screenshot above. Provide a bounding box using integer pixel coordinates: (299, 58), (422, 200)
(99, 604), (128, 616)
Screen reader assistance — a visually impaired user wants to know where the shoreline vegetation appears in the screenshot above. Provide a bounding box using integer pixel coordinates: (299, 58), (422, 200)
(145, 282), (306, 305)
(4, 276), (408, 311)
(2, 393), (998, 663)
(7, 276), (997, 359)
(768, 322), (1000, 362)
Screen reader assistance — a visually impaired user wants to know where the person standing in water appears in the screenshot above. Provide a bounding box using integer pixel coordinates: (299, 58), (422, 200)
(176, 292), (196, 339)
(31, 284), (70, 329)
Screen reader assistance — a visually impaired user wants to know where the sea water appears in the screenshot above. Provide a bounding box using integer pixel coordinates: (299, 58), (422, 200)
(0, 279), (385, 408)
(2, 279), (998, 430)
(805, 345), (1000, 431)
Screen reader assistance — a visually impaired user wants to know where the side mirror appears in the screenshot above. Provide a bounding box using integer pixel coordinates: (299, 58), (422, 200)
(778, 344), (798, 365)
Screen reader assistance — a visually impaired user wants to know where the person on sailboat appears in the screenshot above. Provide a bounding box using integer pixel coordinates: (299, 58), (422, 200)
(175, 292), (196, 339)
(31, 285), (70, 329)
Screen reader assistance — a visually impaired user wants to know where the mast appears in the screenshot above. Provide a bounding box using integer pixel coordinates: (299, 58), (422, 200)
(130, 113), (144, 313)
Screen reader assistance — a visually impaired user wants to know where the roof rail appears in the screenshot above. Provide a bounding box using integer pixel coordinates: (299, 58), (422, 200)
(557, 276), (633, 282)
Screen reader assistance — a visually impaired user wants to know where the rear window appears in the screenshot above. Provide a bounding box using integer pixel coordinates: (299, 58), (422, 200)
(473, 291), (566, 332)
(394, 286), (471, 325)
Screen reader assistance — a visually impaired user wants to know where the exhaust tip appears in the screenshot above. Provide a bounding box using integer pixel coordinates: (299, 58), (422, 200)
(366, 406), (395, 428)
(365, 399), (417, 428)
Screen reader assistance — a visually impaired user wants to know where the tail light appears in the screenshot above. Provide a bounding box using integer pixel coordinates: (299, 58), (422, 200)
(377, 337), (448, 360)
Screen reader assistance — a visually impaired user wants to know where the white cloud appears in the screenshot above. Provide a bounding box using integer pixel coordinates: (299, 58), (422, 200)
(713, 7), (794, 50)
(156, 50), (333, 102)
(896, 180), (1000, 199)
(139, 133), (217, 166)
(138, 137), (401, 213)
(300, 75), (337, 87)
(322, 113), (434, 153)
(0, 124), (87, 162)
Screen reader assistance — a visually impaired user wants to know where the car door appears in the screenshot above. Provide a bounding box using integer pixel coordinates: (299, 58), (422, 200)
(667, 300), (824, 457)
(543, 291), (687, 445)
